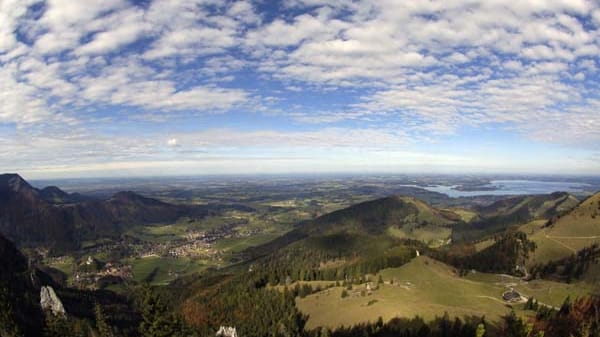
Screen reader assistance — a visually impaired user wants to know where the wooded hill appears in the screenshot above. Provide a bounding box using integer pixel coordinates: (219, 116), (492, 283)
(0, 174), (235, 253)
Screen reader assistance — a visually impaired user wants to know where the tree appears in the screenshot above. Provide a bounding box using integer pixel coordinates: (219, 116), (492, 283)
(525, 297), (534, 310)
(139, 287), (185, 337)
(502, 310), (531, 337)
(44, 315), (71, 337)
(558, 296), (571, 316)
(94, 303), (115, 337)
(0, 286), (22, 337)
(475, 323), (486, 337)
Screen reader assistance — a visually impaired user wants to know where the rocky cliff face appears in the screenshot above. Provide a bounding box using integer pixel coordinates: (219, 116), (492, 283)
(216, 326), (238, 337)
(40, 286), (66, 316)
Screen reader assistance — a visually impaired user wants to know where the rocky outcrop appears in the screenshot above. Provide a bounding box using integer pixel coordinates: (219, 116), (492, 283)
(216, 326), (237, 337)
(40, 286), (66, 316)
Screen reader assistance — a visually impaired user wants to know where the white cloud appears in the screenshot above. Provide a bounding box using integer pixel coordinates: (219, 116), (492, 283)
(0, 126), (411, 178)
(447, 52), (469, 64)
(241, 1), (600, 145)
(167, 138), (179, 147)
(76, 8), (150, 55)
(243, 0), (600, 98)
(1, 0), (600, 177)
(143, 27), (237, 60)
(0, 0), (253, 129)
(0, 0), (37, 53)
(34, 0), (127, 55)
(141, 0), (253, 60)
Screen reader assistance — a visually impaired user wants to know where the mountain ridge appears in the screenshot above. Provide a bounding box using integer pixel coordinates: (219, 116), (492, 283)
(452, 192), (580, 242)
(245, 195), (456, 261)
(0, 174), (208, 253)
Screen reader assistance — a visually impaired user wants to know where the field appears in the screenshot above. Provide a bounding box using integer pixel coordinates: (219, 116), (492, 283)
(464, 272), (596, 308)
(521, 217), (600, 266)
(125, 256), (207, 285)
(386, 226), (451, 247)
(445, 208), (478, 222)
(214, 233), (281, 253)
(46, 256), (76, 275)
(295, 256), (594, 330)
(474, 238), (495, 252)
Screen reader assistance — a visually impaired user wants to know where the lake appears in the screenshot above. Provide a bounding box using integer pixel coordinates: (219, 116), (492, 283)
(410, 180), (592, 197)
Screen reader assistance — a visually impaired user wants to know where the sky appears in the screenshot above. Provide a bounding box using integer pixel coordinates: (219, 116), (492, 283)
(1, 0), (600, 179)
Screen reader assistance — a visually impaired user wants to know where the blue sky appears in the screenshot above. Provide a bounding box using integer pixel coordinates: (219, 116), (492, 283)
(1, 0), (600, 178)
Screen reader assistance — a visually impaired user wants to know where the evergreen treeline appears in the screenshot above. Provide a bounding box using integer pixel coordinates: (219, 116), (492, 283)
(254, 240), (418, 285)
(503, 296), (600, 337)
(180, 272), (308, 336)
(24, 286), (194, 337)
(431, 231), (536, 275)
(530, 244), (600, 282)
(309, 314), (487, 337)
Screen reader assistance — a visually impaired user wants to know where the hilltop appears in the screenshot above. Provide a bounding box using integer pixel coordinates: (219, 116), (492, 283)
(545, 192), (600, 237)
(453, 192), (579, 242)
(526, 192), (600, 266)
(39, 186), (91, 204)
(248, 195), (457, 257)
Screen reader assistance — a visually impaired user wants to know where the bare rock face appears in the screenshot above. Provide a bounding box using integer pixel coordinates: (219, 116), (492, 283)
(40, 286), (66, 316)
(216, 326), (237, 337)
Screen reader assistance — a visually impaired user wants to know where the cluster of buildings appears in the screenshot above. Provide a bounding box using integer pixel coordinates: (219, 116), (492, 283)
(73, 259), (133, 289)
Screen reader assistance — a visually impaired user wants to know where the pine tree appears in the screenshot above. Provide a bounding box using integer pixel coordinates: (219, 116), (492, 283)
(475, 323), (486, 337)
(95, 303), (115, 337)
(139, 287), (184, 337)
(44, 315), (71, 337)
(525, 297), (534, 310)
(558, 296), (571, 316)
(0, 286), (22, 337)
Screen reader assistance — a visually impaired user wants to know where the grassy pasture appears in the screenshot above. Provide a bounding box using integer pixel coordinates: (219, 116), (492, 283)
(214, 233), (282, 253)
(445, 208), (478, 223)
(295, 256), (594, 330)
(521, 217), (600, 266)
(126, 256), (206, 285)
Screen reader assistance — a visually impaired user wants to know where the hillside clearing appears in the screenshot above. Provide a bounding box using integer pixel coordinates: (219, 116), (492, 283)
(295, 256), (596, 330)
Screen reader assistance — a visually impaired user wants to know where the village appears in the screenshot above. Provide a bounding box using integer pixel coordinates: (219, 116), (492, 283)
(44, 222), (260, 289)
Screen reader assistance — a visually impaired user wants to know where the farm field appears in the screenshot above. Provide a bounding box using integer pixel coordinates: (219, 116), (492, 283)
(125, 256), (207, 285)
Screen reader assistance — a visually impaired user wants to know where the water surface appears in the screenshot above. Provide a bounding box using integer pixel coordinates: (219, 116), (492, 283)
(405, 180), (592, 198)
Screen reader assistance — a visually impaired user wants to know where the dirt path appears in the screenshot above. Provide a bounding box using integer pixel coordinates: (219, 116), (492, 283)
(545, 234), (600, 239)
(541, 229), (600, 253)
(544, 235), (577, 253)
(476, 295), (559, 311)
(521, 296), (560, 311)
(475, 295), (506, 304)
